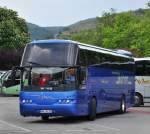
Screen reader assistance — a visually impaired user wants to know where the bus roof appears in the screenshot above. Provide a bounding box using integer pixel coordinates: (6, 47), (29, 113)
(31, 39), (72, 44)
(30, 39), (132, 59)
(134, 57), (150, 61)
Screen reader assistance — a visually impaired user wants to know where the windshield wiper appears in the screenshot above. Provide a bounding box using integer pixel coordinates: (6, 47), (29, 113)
(27, 61), (47, 66)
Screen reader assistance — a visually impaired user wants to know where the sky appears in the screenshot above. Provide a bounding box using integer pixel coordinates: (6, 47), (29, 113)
(0, 0), (149, 27)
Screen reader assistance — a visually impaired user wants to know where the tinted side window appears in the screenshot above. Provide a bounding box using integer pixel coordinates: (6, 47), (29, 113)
(145, 61), (150, 76)
(86, 50), (97, 65)
(77, 49), (87, 66)
(135, 61), (145, 76)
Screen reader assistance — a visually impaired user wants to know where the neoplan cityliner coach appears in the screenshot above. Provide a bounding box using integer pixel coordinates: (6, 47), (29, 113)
(13, 40), (135, 120)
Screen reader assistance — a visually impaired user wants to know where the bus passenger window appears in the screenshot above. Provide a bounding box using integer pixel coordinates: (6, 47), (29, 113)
(145, 63), (150, 76)
(77, 49), (87, 66)
(136, 64), (144, 76)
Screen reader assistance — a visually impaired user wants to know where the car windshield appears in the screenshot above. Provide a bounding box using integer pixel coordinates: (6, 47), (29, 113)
(21, 43), (77, 66)
(22, 67), (77, 91)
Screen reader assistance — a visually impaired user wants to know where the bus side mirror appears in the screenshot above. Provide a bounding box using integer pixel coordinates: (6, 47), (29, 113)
(78, 67), (86, 85)
(11, 68), (17, 83)
(11, 66), (23, 82)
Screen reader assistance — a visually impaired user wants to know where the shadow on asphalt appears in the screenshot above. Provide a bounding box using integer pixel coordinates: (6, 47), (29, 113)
(29, 111), (126, 124)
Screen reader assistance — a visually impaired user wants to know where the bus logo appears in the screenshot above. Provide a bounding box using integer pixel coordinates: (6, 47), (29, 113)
(39, 95), (54, 100)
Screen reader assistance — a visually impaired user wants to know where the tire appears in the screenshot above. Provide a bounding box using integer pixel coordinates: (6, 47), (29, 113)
(119, 96), (126, 114)
(41, 116), (49, 121)
(88, 98), (97, 121)
(134, 93), (143, 107)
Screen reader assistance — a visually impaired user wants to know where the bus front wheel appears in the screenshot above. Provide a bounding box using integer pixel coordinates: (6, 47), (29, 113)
(88, 98), (97, 121)
(41, 116), (49, 121)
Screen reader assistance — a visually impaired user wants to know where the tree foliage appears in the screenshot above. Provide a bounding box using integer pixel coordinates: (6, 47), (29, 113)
(0, 7), (30, 49)
(0, 7), (30, 69)
(147, 1), (150, 8)
(100, 10), (150, 57)
(62, 8), (150, 57)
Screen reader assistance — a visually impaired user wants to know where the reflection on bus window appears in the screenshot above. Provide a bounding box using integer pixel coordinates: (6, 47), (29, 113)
(22, 67), (77, 91)
(65, 68), (76, 83)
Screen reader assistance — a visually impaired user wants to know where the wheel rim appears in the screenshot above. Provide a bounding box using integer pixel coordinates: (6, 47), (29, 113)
(134, 95), (140, 105)
(122, 99), (125, 111)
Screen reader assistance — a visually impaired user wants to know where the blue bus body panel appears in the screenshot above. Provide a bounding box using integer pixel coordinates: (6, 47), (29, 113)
(20, 90), (89, 117)
(20, 67), (134, 117)
(87, 67), (135, 112)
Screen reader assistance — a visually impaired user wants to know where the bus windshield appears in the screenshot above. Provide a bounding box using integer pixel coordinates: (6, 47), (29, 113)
(21, 43), (77, 66)
(22, 67), (77, 91)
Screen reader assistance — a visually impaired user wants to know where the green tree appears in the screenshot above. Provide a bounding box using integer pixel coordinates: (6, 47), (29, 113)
(147, 1), (150, 8)
(0, 7), (30, 49)
(61, 7), (150, 57)
(100, 10), (150, 57)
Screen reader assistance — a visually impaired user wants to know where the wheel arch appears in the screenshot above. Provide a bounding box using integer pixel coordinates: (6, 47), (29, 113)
(135, 92), (144, 104)
(121, 94), (126, 100)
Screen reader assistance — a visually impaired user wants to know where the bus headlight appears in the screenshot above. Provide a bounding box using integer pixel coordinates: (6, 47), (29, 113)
(22, 100), (26, 103)
(58, 99), (76, 104)
(21, 99), (32, 104)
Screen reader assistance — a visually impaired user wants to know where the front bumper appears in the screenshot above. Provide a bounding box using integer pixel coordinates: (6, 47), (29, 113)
(20, 103), (87, 117)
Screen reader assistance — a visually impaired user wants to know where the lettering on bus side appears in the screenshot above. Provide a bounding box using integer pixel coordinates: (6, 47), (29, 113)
(136, 78), (150, 85)
(116, 76), (129, 85)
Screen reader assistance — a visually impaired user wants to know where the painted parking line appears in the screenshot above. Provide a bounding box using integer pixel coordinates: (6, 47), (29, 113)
(39, 122), (120, 133)
(0, 120), (31, 133)
(88, 123), (120, 131)
(40, 130), (57, 132)
(41, 129), (106, 132)
(67, 123), (120, 132)
(66, 129), (86, 132)
(128, 108), (150, 115)
(0, 130), (29, 133)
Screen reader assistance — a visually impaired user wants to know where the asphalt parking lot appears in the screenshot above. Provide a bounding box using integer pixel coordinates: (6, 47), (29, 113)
(0, 96), (150, 134)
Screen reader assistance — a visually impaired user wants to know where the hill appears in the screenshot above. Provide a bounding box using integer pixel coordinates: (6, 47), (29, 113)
(27, 23), (65, 40)
(67, 18), (97, 32)
(61, 8), (150, 57)
(27, 18), (97, 40)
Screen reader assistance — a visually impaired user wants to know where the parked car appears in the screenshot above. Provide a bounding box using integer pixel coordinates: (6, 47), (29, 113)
(0, 71), (6, 79)
(0, 70), (20, 96)
(0, 71), (7, 88)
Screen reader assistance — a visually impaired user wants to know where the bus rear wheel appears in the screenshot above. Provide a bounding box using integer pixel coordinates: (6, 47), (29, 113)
(88, 98), (97, 121)
(134, 93), (143, 107)
(41, 116), (49, 121)
(119, 96), (126, 114)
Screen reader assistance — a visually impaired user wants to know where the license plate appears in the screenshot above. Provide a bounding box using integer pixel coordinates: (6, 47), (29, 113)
(40, 110), (52, 113)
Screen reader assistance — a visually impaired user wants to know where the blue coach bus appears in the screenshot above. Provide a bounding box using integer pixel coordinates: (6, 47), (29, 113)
(16, 39), (134, 120)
